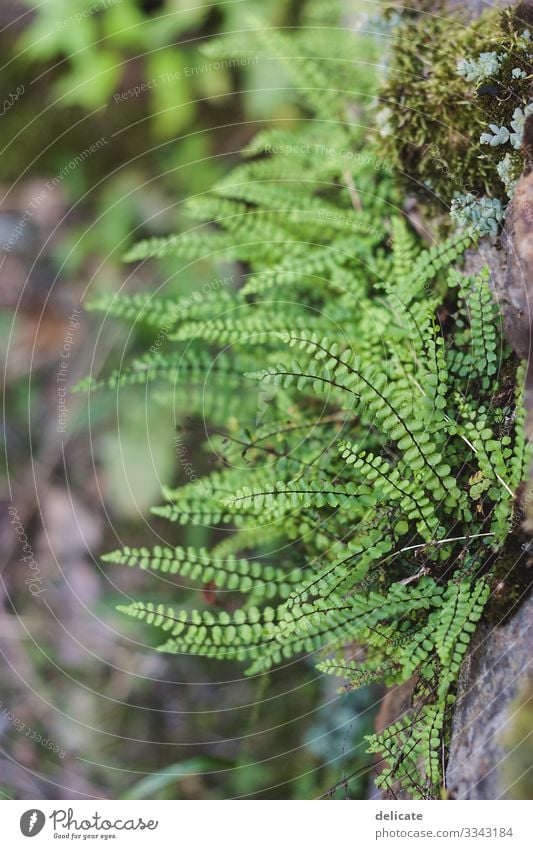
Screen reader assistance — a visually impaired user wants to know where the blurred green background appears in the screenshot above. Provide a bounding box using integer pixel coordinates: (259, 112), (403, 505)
(0, 0), (379, 799)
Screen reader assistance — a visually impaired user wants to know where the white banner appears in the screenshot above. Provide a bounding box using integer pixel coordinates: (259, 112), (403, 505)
(2, 800), (532, 848)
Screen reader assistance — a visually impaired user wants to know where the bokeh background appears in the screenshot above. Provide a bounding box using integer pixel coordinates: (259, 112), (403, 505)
(0, 0), (381, 799)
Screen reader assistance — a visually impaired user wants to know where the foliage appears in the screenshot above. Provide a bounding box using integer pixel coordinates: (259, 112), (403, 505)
(83, 13), (529, 799)
(18, 0), (293, 134)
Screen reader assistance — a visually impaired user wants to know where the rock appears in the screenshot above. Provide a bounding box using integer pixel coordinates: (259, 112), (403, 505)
(446, 592), (533, 798)
(500, 170), (533, 362)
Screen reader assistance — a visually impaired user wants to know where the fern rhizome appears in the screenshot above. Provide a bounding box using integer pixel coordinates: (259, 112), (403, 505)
(80, 14), (530, 799)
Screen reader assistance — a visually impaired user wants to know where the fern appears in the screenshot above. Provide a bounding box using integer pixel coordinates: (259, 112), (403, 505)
(103, 545), (300, 600)
(85, 13), (530, 799)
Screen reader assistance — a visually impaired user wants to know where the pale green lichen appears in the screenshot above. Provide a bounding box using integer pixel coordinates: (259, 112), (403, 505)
(457, 51), (503, 82)
(480, 124), (510, 147)
(497, 153), (519, 198)
(518, 27), (532, 48)
(479, 104), (533, 149)
(510, 104), (533, 149)
(450, 193), (504, 237)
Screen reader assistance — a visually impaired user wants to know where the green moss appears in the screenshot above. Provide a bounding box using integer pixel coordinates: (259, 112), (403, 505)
(376, 5), (532, 211)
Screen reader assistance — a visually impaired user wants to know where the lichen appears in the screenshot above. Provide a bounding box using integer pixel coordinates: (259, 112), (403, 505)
(457, 51), (504, 83)
(497, 153), (520, 198)
(450, 193), (504, 237)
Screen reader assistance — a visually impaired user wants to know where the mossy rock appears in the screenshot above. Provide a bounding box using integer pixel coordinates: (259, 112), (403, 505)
(376, 3), (532, 211)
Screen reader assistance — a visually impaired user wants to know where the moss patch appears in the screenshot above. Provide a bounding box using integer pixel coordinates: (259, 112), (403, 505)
(376, 4), (532, 211)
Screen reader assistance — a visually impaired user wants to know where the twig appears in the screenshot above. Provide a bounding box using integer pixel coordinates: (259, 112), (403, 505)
(343, 168), (362, 211)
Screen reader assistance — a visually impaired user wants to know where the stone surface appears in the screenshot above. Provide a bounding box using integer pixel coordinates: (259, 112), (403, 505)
(500, 171), (533, 362)
(446, 592), (533, 799)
